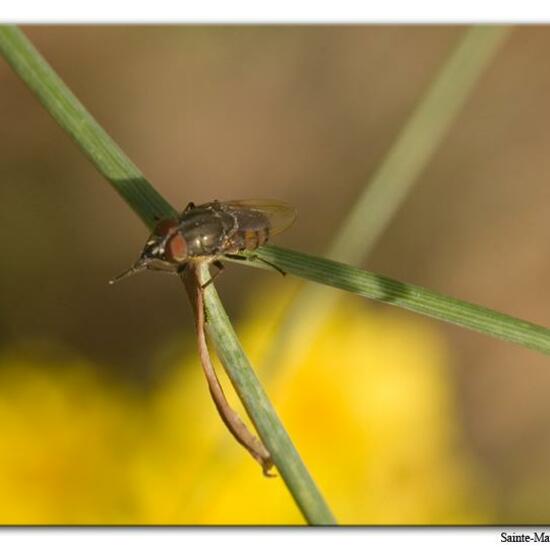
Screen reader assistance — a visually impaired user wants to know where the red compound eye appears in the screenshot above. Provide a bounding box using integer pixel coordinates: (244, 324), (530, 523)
(165, 233), (188, 262)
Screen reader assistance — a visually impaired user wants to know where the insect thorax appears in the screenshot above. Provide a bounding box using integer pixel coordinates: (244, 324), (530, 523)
(174, 201), (273, 260)
(179, 205), (236, 257)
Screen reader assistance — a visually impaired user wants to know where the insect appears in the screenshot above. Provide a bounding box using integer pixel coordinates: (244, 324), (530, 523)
(110, 199), (297, 285)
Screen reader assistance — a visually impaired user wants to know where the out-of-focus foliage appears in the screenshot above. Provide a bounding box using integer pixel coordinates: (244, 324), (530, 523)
(0, 288), (493, 524)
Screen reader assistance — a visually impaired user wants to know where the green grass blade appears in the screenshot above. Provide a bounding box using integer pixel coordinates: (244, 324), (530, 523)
(263, 26), (512, 372)
(196, 263), (336, 524)
(0, 25), (336, 525)
(0, 25), (176, 229)
(327, 26), (512, 264)
(235, 246), (550, 356)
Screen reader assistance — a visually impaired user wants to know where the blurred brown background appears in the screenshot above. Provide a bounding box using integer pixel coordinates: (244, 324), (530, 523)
(2, 25), (550, 522)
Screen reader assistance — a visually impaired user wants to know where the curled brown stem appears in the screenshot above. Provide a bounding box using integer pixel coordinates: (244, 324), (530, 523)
(181, 263), (274, 476)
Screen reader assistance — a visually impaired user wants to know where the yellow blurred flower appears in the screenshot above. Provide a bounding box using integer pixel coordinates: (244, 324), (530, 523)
(0, 287), (494, 524)
(129, 287), (494, 524)
(0, 355), (145, 523)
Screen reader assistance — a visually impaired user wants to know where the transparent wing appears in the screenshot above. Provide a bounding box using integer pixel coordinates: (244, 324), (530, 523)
(222, 199), (297, 236)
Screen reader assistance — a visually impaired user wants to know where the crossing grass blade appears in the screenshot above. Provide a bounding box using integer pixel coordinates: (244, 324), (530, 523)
(230, 245), (550, 356)
(260, 26), (513, 374)
(0, 25), (336, 525)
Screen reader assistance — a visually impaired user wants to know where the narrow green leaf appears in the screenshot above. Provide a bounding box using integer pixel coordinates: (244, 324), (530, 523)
(233, 246), (550, 356)
(0, 25), (176, 228)
(196, 263), (336, 524)
(263, 26), (513, 372)
(0, 25), (336, 525)
(327, 26), (512, 264)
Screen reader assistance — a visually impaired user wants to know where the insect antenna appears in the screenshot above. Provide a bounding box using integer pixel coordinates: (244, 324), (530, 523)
(109, 259), (148, 285)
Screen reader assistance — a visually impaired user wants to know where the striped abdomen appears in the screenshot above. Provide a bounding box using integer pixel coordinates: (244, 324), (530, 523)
(227, 207), (271, 252)
(237, 226), (270, 251)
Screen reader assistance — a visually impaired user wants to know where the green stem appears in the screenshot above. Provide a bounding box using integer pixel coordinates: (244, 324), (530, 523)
(262, 25), (512, 374)
(0, 25), (175, 229)
(237, 246), (550, 356)
(326, 26), (512, 264)
(0, 25), (335, 524)
(196, 264), (335, 524)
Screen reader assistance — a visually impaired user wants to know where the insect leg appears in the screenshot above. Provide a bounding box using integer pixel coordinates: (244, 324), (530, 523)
(201, 260), (225, 289)
(224, 253), (286, 277)
(224, 253), (248, 261)
(183, 201), (196, 213)
(254, 256), (286, 276)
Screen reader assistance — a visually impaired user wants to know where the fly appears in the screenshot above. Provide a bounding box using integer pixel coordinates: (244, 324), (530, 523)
(110, 199), (297, 476)
(110, 199), (296, 285)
